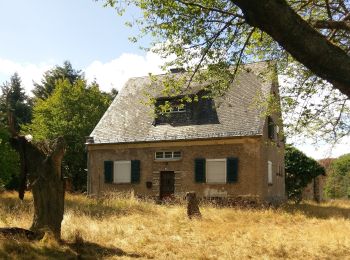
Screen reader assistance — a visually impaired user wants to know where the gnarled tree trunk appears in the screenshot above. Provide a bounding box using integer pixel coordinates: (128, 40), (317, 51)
(10, 136), (66, 239)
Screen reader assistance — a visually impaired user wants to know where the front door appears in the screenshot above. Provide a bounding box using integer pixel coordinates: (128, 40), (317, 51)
(160, 171), (175, 199)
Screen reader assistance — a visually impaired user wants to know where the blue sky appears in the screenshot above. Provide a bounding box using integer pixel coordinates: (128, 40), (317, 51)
(0, 0), (146, 67)
(0, 1), (348, 159)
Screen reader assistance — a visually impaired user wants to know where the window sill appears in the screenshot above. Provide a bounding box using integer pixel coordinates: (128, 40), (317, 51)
(154, 158), (182, 162)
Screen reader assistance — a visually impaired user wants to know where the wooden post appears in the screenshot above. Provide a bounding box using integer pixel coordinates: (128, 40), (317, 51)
(186, 192), (201, 219)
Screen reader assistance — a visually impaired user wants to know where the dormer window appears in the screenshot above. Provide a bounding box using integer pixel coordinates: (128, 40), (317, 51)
(165, 106), (186, 113)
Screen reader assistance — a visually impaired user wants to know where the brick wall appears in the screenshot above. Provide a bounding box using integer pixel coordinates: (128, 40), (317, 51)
(87, 137), (285, 202)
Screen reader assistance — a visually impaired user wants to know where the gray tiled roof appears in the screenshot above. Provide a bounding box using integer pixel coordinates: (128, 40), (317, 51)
(90, 61), (275, 144)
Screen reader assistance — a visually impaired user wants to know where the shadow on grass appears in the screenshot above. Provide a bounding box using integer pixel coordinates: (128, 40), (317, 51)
(281, 202), (350, 219)
(68, 240), (145, 259)
(64, 195), (157, 219)
(0, 237), (147, 259)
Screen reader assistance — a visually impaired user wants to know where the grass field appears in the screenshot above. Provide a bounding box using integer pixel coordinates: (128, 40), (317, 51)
(1, 192), (350, 259)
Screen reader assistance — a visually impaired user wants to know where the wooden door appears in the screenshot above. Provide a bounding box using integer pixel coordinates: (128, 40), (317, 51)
(160, 171), (175, 199)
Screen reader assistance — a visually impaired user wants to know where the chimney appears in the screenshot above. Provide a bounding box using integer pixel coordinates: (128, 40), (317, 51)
(85, 136), (94, 144)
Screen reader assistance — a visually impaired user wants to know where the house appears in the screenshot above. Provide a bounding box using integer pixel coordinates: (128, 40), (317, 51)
(86, 61), (286, 203)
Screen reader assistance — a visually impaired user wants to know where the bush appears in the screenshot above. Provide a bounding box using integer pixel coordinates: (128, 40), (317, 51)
(0, 128), (20, 189)
(324, 154), (350, 199)
(285, 145), (325, 203)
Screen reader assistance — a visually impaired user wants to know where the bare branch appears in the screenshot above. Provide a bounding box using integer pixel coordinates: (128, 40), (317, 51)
(182, 17), (237, 91)
(232, 27), (256, 76)
(313, 20), (350, 31)
(174, 0), (244, 19)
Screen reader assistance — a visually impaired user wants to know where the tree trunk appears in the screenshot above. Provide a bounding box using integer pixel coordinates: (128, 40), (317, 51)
(30, 160), (65, 238)
(11, 136), (66, 239)
(232, 0), (350, 98)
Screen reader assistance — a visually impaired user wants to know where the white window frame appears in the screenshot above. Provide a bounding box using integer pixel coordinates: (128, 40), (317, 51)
(113, 160), (131, 184)
(268, 161), (273, 185)
(164, 105), (186, 113)
(154, 151), (182, 161)
(206, 159), (227, 184)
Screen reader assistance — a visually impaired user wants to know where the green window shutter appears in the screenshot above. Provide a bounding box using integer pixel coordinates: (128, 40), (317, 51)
(227, 157), (238, 183)
(104, 161), (113, 183)
(131, 160), (141, 183)
(195, 158), (206, 183)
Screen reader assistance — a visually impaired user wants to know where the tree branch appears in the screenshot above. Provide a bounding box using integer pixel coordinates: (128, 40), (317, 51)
(175, 0), (244, 18)
(182, 17), (237, 91)
(313, 20), (350, 31)
(232, 0), (350, 98)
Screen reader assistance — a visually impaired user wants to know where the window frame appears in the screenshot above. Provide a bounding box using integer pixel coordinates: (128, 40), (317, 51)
(164, 106), (186, 113)
(154, 151), (182, 161)
(268, 160), (273, 185)
(113, 160), (132, 184)
(206, 158), (227, 184)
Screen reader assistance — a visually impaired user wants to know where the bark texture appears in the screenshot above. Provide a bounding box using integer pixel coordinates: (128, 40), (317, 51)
(232, 0), (350, 98)
(11, 136), (66, 239)
(186, 192), (201, 219)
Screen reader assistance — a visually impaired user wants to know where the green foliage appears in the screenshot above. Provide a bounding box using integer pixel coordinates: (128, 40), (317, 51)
(0, 73), (29, 190)
(324, 154), (350, 199)
(0, 73), (32, 131)
(32, 61), (83, 100)
(0, 127), (20, 189)
(285, 145), (325, 203)
(24, 78), (112, 190)
(101, 0), (350, 144)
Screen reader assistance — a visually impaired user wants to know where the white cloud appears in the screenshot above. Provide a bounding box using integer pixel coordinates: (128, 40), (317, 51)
(0, 54), (348, 160)
(0, 50), (166, 95)
(85, 51), (165, 92)
(294, 136), (349, 160)
(0, 58), (53, 95)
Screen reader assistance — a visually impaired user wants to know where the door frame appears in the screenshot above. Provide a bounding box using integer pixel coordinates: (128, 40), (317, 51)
(159, 171), (175, 200)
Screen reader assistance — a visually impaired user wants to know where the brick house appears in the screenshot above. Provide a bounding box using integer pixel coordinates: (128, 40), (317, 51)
(86, 61), (286, 202)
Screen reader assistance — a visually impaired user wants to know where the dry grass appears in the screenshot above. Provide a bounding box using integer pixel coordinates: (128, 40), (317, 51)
(1, 191), (350, 259)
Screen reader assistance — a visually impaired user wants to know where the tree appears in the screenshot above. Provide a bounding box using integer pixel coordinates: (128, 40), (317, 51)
(103, 0), (350, 143)
(0, 73), (31, 190)
(0, 127), (19, 189)
(8, 133), (66, 239)
(285, 145), (325, 203)
(32, 61), (83, 100)
(0, 73), (32, 131)
(324, 153), (350, 198)
(24, 78), (112, 190)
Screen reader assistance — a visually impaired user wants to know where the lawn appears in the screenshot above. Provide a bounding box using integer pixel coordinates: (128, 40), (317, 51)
(1, 191), (350, 259)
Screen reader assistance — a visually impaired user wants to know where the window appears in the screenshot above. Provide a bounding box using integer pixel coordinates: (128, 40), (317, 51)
(155, 151), (182, 160)
(104, 160), (140, 184)
(267, 116), (275, 140)
(195, 158), (238, 184)
(268, 161), (273, 185)
(164, 105), (186, 113)
(114, 161), (131, 183)
(206, 159), (226, 184)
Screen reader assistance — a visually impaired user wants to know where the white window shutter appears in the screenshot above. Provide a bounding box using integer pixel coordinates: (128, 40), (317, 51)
(114, 161), (131, 183)
(268, 161), (273, 184)
(206, 159), (226, 184)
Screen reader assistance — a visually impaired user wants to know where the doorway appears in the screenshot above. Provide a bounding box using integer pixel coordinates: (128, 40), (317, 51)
(160, 171), (175, 200)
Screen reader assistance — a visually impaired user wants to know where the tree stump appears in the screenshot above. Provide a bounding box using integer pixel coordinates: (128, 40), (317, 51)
(10, 136), (66, 239)
(186, 192), (201, 219)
